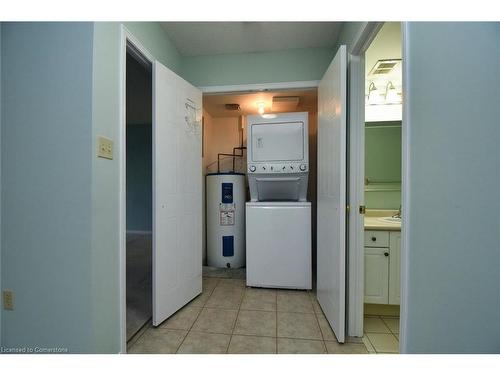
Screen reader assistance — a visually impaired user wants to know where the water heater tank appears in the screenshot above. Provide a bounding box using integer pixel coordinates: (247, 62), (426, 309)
(206, 173), (246, 268)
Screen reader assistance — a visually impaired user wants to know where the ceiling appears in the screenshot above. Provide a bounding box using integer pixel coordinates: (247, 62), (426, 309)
(161, 22), (343, 57)
(203, 89), (317, 118)
(365, 22), (402, 89)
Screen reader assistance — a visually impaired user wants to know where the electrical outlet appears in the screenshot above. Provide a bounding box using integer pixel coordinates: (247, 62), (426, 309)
(97, 136), (113, 160)
(3, 290), (13, 311)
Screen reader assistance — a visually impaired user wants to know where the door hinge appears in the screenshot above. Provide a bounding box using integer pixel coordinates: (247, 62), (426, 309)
(359, 205), (366, 214)
(346, 205), (350, 213)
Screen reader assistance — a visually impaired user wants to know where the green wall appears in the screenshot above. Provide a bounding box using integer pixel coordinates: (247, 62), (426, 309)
(365, 121), (402, 209)
(2, 22), (94, 352)
(126, 124), (152, 232)
(182, 47), (335, 87)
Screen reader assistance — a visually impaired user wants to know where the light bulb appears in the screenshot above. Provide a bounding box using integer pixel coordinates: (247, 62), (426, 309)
(257, 102), (265, 114)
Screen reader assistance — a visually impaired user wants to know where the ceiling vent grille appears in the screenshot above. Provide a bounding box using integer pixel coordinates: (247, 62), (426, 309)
(272, 96), (300, 111)
(224, 103), (241, 111)
(368, 59), (401, 76)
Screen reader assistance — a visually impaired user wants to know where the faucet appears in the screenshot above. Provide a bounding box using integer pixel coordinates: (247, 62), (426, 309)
(392, 205), (402, 219)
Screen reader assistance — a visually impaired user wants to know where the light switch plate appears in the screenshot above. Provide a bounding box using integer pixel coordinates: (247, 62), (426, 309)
(97, 136), (113, 160)
(3, 290), (13, 311)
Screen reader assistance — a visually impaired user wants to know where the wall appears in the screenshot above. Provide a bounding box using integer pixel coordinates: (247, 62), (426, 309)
(0, 22), (2, 346)
(1, 22), (94, 352)
(182, 47), (335, 87)
(365, 122), (401, 209)
(204, 117), (244, 175)
(126, 125), (152, 231)
(402, 22), (500, 353)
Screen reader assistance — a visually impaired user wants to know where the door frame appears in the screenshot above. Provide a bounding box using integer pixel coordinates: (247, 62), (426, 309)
(119, 25), (155, 353)
(345, 22), (384, 338)
(345, 22), (409, 352)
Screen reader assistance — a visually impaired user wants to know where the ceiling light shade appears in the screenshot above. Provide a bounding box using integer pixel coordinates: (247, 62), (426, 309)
(257, 102), (265, 114)
(385, 81), (401, 104)
(367, 82), (382, 105)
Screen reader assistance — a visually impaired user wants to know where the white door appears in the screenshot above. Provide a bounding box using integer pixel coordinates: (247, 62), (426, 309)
(152, 61), (203, 326)
(364, 247), (389, 304)
(317, 45), (348, 343)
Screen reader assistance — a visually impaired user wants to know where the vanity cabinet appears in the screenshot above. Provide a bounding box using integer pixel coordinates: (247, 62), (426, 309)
(364, 230), (401, 305)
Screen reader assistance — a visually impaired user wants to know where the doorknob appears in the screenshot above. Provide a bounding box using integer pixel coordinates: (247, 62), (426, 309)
(384, 252), (389, 257)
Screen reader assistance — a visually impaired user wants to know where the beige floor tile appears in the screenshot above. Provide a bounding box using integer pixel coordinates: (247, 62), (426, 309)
(325, 341), (368, 354)
(128, 328), (187, 354)
(310, 296), (324, 315)
(228, 335), (276, 354)
(205, 287), (244, 309)
(316, 314), (337, 341)
(277, 291), (314, 313)
(202, 277), (219, 293)
(362, 335), (376, 353)
(177, 331), (231, 354)
(366, 333), (399, 353)
(245, 287), (277, 300)
(277, 312), (322, 340)
(159, 305), (202, 330)
(233, 310), (277, 337)
(217, 278), (246, 289)
(277, 338), (326, 354)
(191, 307), (238, 334)
(364, 316), (391, 333)
(187, 292), (210, 308)
(241, 288), (277, 311)
(382, 317), (400, 334)
(127, 322), (150, 349)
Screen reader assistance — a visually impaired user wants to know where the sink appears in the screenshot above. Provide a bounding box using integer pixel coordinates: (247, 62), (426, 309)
(377, 217), (401, 223)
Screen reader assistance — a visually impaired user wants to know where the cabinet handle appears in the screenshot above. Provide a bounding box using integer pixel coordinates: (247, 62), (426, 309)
(371, 237), (376, 241)
(384, 252), (389, 257)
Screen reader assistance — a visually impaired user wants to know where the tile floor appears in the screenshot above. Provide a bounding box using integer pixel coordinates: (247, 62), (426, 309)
(362, 315), (400, 353)
(127, 273), (372, 354)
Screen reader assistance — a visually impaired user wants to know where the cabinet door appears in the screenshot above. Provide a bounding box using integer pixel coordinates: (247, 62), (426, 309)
(388, 232), (401, 305)
(364, 247), (389, 304)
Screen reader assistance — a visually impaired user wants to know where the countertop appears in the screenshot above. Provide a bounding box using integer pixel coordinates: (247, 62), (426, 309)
(364, 210), (401, 231)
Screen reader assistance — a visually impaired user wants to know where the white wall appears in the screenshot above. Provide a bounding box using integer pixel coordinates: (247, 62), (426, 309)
(402, 22), (500, 353)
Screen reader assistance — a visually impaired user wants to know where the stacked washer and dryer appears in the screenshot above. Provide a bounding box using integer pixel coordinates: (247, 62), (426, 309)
(206, 111), (311, 290)
(246, 112), (312, 290)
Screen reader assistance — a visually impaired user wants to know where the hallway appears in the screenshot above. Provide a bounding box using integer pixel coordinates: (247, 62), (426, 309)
(127, 272), (369, 354)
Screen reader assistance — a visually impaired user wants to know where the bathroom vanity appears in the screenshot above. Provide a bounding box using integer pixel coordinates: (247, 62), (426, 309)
(364, 213), (401, 305)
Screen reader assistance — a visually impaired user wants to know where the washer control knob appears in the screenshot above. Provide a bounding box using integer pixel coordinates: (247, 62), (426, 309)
(300, 164), (307, 171)
(249, 165), (256, 172)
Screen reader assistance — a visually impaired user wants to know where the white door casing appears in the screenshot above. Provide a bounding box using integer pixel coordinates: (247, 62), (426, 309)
(316, 45), (348, 343)
(153, 61), (203, 326)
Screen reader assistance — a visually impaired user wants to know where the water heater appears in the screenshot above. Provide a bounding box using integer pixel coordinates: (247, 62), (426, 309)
(206, 173), (246, 268)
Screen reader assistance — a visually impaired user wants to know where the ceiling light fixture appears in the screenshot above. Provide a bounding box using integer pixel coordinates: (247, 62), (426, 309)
(385, 81), (401, 104)
(367, 82), (382, 105)
(257, 102), (265, 115)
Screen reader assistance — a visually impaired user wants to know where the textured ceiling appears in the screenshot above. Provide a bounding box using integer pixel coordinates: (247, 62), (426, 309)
(161, 22), (343, 57)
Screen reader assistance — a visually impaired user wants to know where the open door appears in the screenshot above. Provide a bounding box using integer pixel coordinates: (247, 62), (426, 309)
(152, 61), (203, 326)
(317, 45), (348, 343)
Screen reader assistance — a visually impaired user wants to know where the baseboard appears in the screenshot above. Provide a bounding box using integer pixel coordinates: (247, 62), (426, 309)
(126, 230), (152, 235)
(364, 303), (400, 317)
